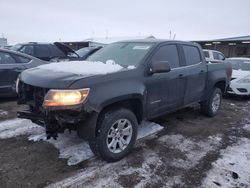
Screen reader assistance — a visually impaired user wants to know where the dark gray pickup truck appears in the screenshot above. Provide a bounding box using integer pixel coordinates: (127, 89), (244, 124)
(17, 39), (232, 162)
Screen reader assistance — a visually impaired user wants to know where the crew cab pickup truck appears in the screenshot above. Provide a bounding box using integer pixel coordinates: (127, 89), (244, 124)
(17, 39), (232, 162)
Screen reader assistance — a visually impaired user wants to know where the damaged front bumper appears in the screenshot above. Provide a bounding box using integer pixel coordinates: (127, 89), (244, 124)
(17, 81), (98, 140)
(17, 108), (98, 140)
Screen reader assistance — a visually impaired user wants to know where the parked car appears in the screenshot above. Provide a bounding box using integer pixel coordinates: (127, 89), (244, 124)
(226, 57), (250, 97)
(17, 39), (231, 162)
(10, 42), (78, 61)
(76, 46), (102, 60)
(203, 49), (226, 63)
(0, 48), (48, 97)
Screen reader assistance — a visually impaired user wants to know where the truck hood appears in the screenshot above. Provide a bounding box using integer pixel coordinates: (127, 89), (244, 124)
(20, 60), (125, 89)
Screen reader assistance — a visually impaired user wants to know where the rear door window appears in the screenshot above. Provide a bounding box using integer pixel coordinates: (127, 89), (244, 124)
(35, 45), (50, 58)
(49, 45), (65, 57)
(182, 45), (201, 66)
(19, 45), (34, 56)
(218, 53), (225, 60)
(13, 54), (31, 63)
(213, 52), (220, 60)
(152, 45), (180, 68)
(0, 52), (16, 64)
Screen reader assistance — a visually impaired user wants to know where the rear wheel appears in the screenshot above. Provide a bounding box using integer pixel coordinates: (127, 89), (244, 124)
(200, 88), (222, 117)
(89, 108), (138, 162)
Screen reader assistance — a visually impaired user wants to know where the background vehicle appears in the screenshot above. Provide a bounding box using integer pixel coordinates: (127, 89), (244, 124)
(17, 40), (231, 162)
(203, 49), (226, 63)
(0, 48), (48, 97)
(10, 42), (78, 61)
(226, 57), (250, 97)
(76, 46), (102, 60)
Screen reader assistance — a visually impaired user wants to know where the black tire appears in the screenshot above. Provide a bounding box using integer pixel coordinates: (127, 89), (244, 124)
(200, 88), (222, 117)
(89, 108), (138, 162)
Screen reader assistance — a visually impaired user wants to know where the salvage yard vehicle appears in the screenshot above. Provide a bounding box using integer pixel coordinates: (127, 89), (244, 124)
(203, 49), (226, 63)
(17, 39), (232, 162)
(0, 48), (48, 97)
(10, 42), (79, 61)
(226, 57), (250, 97)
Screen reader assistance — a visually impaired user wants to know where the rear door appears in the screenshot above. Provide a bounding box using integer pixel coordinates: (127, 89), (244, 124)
(146, 44), (187, 117)
(181, 44), (207, 105)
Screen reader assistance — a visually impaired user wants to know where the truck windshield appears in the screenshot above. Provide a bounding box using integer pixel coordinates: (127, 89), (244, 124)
(227, 59), (250, 71)
(87, 42), (154, 67)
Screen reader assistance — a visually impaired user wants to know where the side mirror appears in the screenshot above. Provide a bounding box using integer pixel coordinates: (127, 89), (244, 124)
(150, 61), (171, 74)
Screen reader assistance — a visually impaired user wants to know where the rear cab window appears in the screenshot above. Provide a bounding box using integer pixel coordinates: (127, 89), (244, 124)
(151, 44), (180, 68)
(182, 45), (201, 66)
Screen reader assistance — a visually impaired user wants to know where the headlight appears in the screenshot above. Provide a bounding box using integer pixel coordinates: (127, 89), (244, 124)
(237, 75), (250, 84)
(43, 88), (90, 107)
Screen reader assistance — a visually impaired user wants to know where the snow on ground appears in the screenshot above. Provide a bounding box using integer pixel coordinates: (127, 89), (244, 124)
(0, 118), (163, 166)
(0, 119), (42, 139)
(47, 148), (182, 188)
(158, 134), (222, 169)
(0, 109), (8, 116)
(201, 138), (250, 188)
(36, 60), (124, 76)
(48, 133), (223, 188)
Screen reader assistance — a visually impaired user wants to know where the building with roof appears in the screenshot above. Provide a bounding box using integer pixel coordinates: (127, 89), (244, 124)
(195, 35), (250, 58)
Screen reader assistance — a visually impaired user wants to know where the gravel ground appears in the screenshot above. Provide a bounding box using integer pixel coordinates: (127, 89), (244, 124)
(0, 96), (249, 188)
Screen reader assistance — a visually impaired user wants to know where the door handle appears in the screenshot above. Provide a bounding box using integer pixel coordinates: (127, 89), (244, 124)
(178, 74), (184, 78)
(200, 70), (205, 73)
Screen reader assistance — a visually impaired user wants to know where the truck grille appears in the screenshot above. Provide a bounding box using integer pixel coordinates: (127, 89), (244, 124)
(18, 81), (48, 111)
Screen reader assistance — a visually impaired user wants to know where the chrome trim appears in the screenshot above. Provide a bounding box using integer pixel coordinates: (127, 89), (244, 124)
(171, 62), (203, 70)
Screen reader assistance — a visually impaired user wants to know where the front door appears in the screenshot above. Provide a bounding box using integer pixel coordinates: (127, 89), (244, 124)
(146, 44), (187, 118)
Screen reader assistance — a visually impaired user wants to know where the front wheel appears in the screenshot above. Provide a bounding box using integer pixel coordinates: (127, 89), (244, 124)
(89, 108), (138, 162)
(200, 88), (222, 117)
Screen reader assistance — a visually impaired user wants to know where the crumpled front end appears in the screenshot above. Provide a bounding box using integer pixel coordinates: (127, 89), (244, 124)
(17, 80), (98, 140)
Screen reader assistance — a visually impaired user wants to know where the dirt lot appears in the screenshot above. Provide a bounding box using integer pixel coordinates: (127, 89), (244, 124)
(0, 96), (249, 188)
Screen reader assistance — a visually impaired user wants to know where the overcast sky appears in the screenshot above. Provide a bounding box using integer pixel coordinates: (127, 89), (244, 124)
(1, 0), (250, 45)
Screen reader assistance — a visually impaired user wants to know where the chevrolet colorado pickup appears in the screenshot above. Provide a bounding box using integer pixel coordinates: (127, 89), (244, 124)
(17, 39), (232, 162)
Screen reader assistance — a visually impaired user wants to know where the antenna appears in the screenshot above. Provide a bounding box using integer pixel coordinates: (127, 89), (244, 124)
(169, 30), (172, 39)
(173, 33), (176, 40)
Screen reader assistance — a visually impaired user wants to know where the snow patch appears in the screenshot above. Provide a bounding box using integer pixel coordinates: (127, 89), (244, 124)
(47, 150), (182, 188)
(29, 121), (163, 166)
(201, 138), (250, 188)
(0, 109), (8, 116)
(37, 60), (123, 76)
(158, 134), (222, 169)
(243, 123), (250, 132)
(0, 118), (163, 166)
(0, 119), (43, 139)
